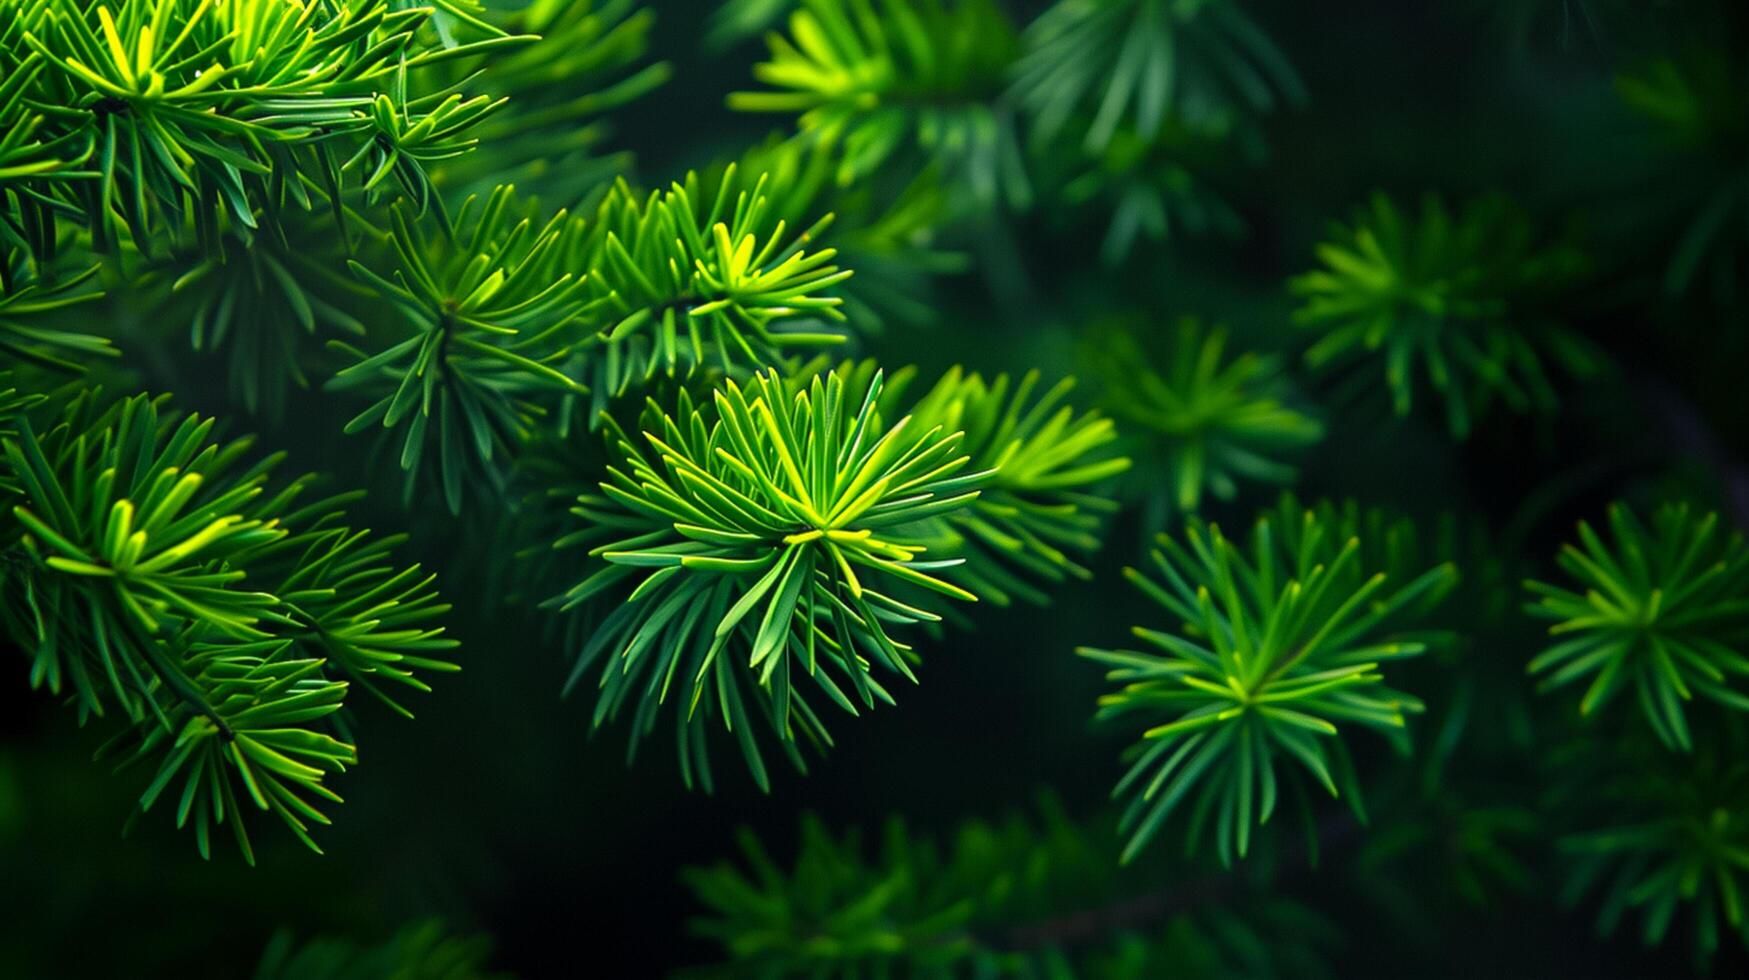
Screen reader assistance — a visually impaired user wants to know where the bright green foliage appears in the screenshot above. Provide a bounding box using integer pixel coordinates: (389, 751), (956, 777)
(0, 0), (523, 258)
(0, 261), (111, 369)
(4, 393), (299, 716)
(684, 801), (1336, 978)
(1085, 320), (1322, 523)
(550, 369), (986, 789)
(112, 642), (357, 864)
(328, 186), (591, 512)
(886, 362), (1132, 606)
(0, 390), (457, 860)
(1290, 193), (1596, 437)
(578, 165), (853, 401)
(0, 43), (92, 194)
(103, 0), (677, 421)
(0, 0), (1735, 971)
(727, 131), (966, 332)
(1273, 494), (1464, 606)
(775, 357), (1135, 605)
(1011, 0), (1305, 153)
(1526, 502), (1749, 752)
(424, 0), (673, 205)
(1556, 728), (1749, 966)
(331, 153), (861, 466)
(255, 919), (508, 980)
(252, 505), (460, 718)
(1080, 502), (1458, 863)
(730, 0), (1027, 203)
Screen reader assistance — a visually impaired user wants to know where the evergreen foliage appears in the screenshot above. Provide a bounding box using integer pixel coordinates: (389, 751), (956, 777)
(152, 208), (364, 416)
(726, 131), (965, 332)
(1526, 502), (1749, 751)
(0, 0), (1743, 975)
(0, 0), (520, 257)
(329, 185), (592, 509)
(1084, 319), (1322, 524)
(684, 800), (1335, 978)
(0, 261), (109, 368)
(731, 0), (1025, 202)
(0, 389), (455, 860)
(1553, 724), (1749, 966)
(421, 0), (672, 204)
(551, 368), (987, 789)
(1010, 0), (1304, 153)
(1049, 117), (1250, 263)
(883, 362), (1131, 606)
(1290, 193), (1597, 437)
(1080, 500), (1458, 863)
(577, 166), (852, 390)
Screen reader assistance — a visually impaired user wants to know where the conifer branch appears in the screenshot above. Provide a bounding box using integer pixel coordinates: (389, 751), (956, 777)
(0, 385), (457, 860)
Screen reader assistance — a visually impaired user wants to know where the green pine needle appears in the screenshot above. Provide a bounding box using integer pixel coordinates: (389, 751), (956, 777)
(1086, 319), (1323, 523)
(1011, 0), (1305, 154)
(684, 800), (1337, 977)
(578, 165), (854, 400)
(327, 185), (592, 512)
(1081, 502), (1458, 865)
(550, 367), (987, 790)
(730, 0), (1026, 203)
(424, 0), (673, 203)
(0, 388), (458, 860)
(1290, 192), (1597, 438)
(837, 357), (1134, 606)
(0, 261), (111, 370)
(1554, 726), (1749, 967)
(0, 0), (525, 256)
(1526, 501), (1749, 752)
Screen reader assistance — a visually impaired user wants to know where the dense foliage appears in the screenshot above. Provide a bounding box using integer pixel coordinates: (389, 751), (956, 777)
(1, 0), (1744, 977)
